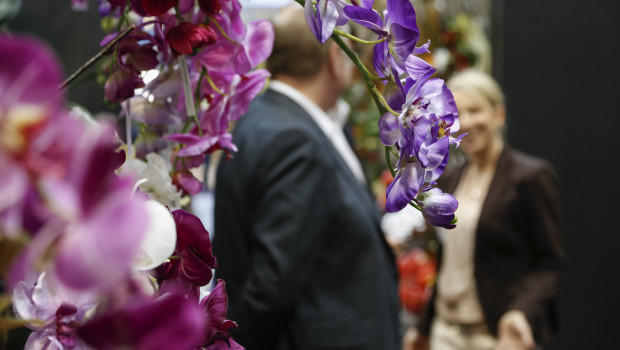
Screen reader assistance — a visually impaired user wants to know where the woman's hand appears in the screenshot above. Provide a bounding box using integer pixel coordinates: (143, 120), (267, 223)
(403, 328), (429, 350)
(495, 310), (535, 350)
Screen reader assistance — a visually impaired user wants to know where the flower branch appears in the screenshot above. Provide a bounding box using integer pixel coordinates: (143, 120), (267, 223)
(59, 24), (135, 90)
(333, 28), (387, 45)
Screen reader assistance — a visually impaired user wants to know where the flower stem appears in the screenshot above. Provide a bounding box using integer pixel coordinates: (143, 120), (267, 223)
(385, 146), (395, 177)
(195, 68), (207, 102)
(333, 29), (387, 46)
(205, 73), (226, 96)
(408, 200), (422, 211)
(331, 35), (386, 115)
(210, 19), (240, 45)
(178, 55), (203, 137)
(371, 86), (400, 116)
(59, 25), (136, 90)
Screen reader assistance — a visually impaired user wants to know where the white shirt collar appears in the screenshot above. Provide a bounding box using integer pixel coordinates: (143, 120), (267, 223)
(268, 80), (366, 184)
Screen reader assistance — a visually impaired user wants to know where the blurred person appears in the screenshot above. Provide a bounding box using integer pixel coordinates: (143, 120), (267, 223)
(405, 69), (566, 350)
(213, 4), (401, 350)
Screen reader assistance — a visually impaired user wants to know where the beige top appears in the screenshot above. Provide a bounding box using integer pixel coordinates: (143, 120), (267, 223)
(435, 166), (494, 324)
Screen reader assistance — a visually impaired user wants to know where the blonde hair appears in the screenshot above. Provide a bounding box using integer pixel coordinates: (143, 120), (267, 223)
(447, 69), (505, 107)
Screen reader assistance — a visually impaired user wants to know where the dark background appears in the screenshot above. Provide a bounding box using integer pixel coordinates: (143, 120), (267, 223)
(7, 0), (620, 348)
(493, 0), (620, 348)
(8, 1), (109, 115)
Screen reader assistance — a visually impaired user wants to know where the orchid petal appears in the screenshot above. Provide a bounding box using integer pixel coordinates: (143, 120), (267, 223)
(200, 279), (229, 343)
(54, 191), (147, 291)
(243, 20), (275, 69)
(385, 160), (424, 212)
(404, 54), (436, 83)
(389, 23), (420, 65)
(378, 112), (401, 146)
(386, 0), (417, 30)
(134, 200), (177, 271)
(343, 6), (386, 36)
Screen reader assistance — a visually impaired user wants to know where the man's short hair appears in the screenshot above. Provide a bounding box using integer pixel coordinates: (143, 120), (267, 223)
(266, 6), (331, 79)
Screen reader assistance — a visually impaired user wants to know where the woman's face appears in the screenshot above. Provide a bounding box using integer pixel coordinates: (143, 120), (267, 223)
(453, 89), (505, 157)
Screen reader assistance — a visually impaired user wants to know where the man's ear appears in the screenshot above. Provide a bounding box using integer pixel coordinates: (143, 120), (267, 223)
(327, 42), (342, 78)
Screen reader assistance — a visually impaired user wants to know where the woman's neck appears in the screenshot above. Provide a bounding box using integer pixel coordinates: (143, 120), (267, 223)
(468, 137), (504, 172)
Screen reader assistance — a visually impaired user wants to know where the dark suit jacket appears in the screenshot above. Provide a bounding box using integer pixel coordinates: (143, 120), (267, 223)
(418, 146), (567, 343)
(213, 89), (401, 350)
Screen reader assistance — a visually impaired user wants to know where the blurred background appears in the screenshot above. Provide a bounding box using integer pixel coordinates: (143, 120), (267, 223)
(4, 0), (619, 348)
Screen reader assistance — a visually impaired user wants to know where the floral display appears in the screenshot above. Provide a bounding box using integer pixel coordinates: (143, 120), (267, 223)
(397, 248), (436, 314)
(301, 0), (461, 222)
(1, 0), (272, 348)
(1, 0), (461, 348)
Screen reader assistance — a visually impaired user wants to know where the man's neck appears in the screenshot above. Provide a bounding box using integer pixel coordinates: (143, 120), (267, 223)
(273, 75), (336, 112)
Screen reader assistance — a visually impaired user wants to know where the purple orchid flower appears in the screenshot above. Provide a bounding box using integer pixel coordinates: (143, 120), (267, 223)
(77, 291), (206, 350)
(304, 0), (350, 44)
(198, 280), (243, 350)
(415, 187), (458, 229)
(12, 273), (97, 349)
(379, 60), (460, 212)
(344, 0), (430, 78)
(156, 209), (217, 300)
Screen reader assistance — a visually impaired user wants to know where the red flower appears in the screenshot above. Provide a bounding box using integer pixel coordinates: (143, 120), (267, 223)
(141, 0), (177, 16)
(165, 22), (216, 55)
(397, 249), (436, 314)
(198, 0), (226, 15)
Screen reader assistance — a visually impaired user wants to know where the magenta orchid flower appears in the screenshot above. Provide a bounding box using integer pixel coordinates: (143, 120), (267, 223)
(77, 291), (206, 350)
(198, 280), (243, 350)
(165, 67), (269, 157)
(12, 273), (97, 349)
(155, 209), (217, 300)
(197, 0), (274, 74)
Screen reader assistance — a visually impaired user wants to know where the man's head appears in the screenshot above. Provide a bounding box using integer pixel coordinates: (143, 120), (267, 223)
(267, 4), (353, 111)
(266, 5), (331, 80)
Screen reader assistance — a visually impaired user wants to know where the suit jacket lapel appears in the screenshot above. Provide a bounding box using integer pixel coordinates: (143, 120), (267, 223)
(478, 146), (512, 229)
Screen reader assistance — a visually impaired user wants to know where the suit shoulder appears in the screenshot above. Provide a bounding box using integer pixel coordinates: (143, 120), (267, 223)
(507, 148), (557, 181)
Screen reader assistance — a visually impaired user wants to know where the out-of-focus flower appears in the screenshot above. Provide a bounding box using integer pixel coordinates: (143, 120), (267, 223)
(134, 200), (177, 271)
(198, 280), (243, 350)
(77, 291), (206, 350)
(122, 152), (183, 209)
(197, 0), (274, 74)
(70, 0), (88, 11)
(104, 69), (145, 103)
(172, 169), (204, 196)
(141, 0), (177, 16)
(198, 0), (226, 15)
(397, 248), (436, 314)
(166, 22), (217, 55)
(12, 273), (97, 349)
(415, 187), (458, 229)
(156, 210), (216, 300)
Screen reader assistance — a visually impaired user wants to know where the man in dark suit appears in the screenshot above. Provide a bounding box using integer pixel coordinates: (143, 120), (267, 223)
(212, 4), (401, 350)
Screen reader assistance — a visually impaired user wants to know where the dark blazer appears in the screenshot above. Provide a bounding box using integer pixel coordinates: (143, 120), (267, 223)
(418, 146), (567, 343)
(213, 89), (401, 350)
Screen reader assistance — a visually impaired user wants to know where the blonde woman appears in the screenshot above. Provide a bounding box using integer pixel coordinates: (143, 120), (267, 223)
(407, 69), (566, 350)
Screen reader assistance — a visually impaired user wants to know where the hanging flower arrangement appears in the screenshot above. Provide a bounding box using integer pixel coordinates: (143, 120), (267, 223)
(0, 0), (462, 348)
